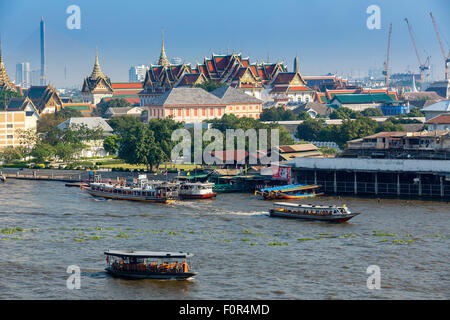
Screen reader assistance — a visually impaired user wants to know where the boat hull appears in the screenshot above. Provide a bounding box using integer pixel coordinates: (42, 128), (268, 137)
(105, 268), (197, 280)
(85, 188), (175, 203)
(269, 210), (359, 223)
(179, 193), (216, 199)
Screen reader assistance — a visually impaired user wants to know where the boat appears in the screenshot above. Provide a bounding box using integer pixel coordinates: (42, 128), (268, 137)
(84, 174), (179, 203)
(255, 184), (323, 200)
(104, 250), (197, 280)
(0, 173), (6, 183)
(269, 202), (360, 223)
(178, 182), (217, 199)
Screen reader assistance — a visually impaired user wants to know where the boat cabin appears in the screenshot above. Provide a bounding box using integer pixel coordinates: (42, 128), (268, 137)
(273, 202), (351, 216)
(104, 250), (194, 274)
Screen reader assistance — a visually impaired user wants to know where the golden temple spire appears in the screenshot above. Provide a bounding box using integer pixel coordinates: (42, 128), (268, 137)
(90, 46), (104, 80)
(0, 36), (17, 92)
(158, 28), (170, 68)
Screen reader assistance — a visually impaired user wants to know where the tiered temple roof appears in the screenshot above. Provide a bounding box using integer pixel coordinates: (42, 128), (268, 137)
(0, 38), (17, 93)
(27, 85), (63, 113)
(81, 49), (113, 94)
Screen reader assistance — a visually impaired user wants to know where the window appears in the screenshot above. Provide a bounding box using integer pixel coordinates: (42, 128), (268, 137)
(194, 109), (198, 117)
(7, 135), (13, 139)
(6, 124), (13, 129)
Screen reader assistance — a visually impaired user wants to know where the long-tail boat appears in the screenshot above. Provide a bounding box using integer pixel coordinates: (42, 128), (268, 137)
(255, 184), (323, 200)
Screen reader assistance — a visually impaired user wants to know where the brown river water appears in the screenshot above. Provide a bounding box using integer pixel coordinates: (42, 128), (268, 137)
(0, 179), (448, 299)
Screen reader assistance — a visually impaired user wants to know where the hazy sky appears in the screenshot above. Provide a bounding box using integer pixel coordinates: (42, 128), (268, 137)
(0, 0), (449, 87)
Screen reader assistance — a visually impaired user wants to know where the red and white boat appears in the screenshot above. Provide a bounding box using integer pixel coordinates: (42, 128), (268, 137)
(179, 182), (216, 199)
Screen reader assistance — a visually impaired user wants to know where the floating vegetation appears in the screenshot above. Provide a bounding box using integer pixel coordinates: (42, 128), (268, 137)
(241, 238), (250, 242)
(1, 227), (26, 234)
(297, 238), (315, 242)
(88, 236), (106, 240)
(74, 238), (87, 242)
(373, 231), (397, 237)
(318, 233), (334, 236)
(222, 239), (231, 243)
(339, 233), (356, 238)
(113, 233), (130, 238)
(241, 229), (252, 234)
(168, 232), (179, 236)
(392, 239), (416, 245)
(268, 242), (289, 246)
(77, 233), (85, 237)
(250, 242), (257, 246)
(424, 234), (447, 239)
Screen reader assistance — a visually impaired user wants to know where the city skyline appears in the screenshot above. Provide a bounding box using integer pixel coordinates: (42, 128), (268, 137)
(0, 0), (449, 87)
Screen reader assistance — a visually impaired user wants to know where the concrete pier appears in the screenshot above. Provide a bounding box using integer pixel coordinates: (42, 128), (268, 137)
(288, 158), (450, 199)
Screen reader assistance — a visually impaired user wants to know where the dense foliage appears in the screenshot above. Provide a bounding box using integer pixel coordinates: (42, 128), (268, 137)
(295, 118), (404, 148)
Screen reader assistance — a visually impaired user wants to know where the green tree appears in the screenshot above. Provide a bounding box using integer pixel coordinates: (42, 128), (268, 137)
(0, 90), (22, 110)
(103, 134), (120, 155)
(406, 107), (425, 117)
(0, 146), (24, 163)
(194, 81), (227, 92)
(118, 123), (164, 171)
(329, 107), (358, 119)
(31, 143), (55, 163)
(361, 108), (384, 117)
(108, 115), (142, 134)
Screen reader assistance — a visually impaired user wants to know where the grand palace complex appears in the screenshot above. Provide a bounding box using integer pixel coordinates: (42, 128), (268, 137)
(0, 31), (400, 131)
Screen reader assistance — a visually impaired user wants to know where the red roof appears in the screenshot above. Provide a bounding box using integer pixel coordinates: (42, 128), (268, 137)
(272, 72), (296, 84)
(211, 150), (248, 162)
(425, 115), (450, 124)
(288, 86), (313, 92)
(112, 82), (143, 89)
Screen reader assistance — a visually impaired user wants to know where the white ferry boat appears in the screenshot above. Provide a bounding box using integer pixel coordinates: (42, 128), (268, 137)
(84, 175), (179, 203)
(179, 182), (216, 199)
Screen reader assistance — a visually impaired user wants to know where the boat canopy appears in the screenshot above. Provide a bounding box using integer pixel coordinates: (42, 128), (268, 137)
(104, 250), (193, 259)
(259, 184), (320, 192)
(274, 202), (341, 209)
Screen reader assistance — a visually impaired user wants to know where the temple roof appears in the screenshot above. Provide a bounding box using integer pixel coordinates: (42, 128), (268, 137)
(158, 29), (170, 68)
(0, 38), (17, 93)
(210, 85), (262, 104)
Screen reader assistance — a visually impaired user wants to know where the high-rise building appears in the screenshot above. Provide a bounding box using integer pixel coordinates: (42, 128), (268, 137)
(128, 65), (148, 82)
(30, 70), (41, 86)
(40, 16), (47, 86)
(16, 62), (31, 88)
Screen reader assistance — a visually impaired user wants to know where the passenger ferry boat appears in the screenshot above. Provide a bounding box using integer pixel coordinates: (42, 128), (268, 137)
(84, 175), (179, 203)
(269, 202), (360, 223)
(255, 184), (323, 200)
(179, 182), (217, 199)
(104, 250), (197, 280)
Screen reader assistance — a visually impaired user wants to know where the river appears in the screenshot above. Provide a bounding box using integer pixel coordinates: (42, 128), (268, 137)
(0, 179), (448, 299)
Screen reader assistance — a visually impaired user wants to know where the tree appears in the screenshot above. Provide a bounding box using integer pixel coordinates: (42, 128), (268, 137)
(329, 107), (358, 119)
(295, 119), (325, 141)
(37, 108), (82, 133)
(0, 90), (22, 110)
(361, 108), (383, 117)
(108, 115), (142, 134)
(16, 128), (39, 159)
(0, 146), (25, 163)
(31, 143), (55, 163)
(103, 134), (120, 155)
(406, 107), (425, 117)
(118, 123), (164, 171)
(194, 81), (227, 92)
(259, 106), (308, 121)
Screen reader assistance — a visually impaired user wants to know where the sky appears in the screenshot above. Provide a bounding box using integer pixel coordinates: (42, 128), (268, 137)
(0, 0), (449, 88)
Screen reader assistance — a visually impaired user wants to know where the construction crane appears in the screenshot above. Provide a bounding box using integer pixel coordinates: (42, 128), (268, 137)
(430, 12), (450, 80)
(382, 22), (392, 88)
(405, 18), (430, 83)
